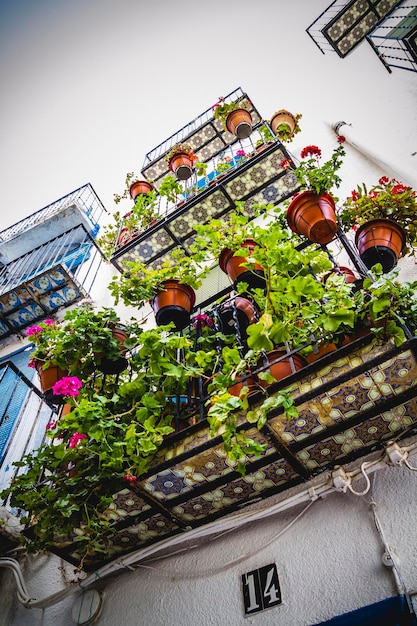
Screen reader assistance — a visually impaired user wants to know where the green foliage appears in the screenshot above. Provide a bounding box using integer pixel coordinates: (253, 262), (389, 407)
(338, 178), (417, 257)
(290, 141), (346, 198)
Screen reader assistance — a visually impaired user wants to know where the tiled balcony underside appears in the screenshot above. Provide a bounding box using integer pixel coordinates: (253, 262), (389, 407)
(141, 97), (262, 186)
(322, 0), (399, 57)
(111, 145), (297, 271)
(0, 265), (84, 337)
(50, 337), (417, 571)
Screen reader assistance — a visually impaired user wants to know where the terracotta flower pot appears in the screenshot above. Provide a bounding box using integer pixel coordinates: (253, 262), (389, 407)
(168, 152), (194, 180)
(258, 350), (307, 387)
(287, 191), (337, 245)
(129, 180), (154, 201)
(35, 362), (68, 405)
(305, 342), (338, 364)
(152, 280), (196, 331)
(323, 266), (357, 284)
(98, 325), (129, 375)
(218, 239), (265, 289)
(355, 218), (406, 273)
(225, 109), (253, 139)
(216, 296), (257, 340)
(228, 372), (257, 397)
(270, 110), (297, 137)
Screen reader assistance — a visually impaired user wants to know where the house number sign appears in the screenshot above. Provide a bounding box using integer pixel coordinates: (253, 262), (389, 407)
(241, 563), (282, 615)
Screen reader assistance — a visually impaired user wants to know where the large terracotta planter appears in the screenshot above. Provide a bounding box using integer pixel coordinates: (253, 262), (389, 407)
(355, 218), (406, 273)
(270, 109), (297, 139)
(287, 191), (337, 245)
(168, 152), (194, 180)
(228, 372), (257, 398)
(129, 180), (154, 201)
(258, 350), (307, 387)
(217, 296), (257, 340)
(218, 239), (265, 289)
(98, 324), (129, 375)
(225, 109), (252, 139)
(35, 362), (68, 405)
(152, 280), (196, 331)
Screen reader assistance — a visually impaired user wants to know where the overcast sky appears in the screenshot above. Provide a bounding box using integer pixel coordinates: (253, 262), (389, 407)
(0, 0), (415, 230)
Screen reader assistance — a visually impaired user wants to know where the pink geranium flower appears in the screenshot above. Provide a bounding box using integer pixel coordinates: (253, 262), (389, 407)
(68, 432), (87, 448)
(52, 376), (83, 397)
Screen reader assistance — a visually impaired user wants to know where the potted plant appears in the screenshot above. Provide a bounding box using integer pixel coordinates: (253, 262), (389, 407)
(113, 172), (154, 205)
(190, 201), (267, 289)
(26, 304), (131, 388)
(109, 250), (207, 331)
(1, 324), (203, 567)
(283, 136), (346, 244)
(353, 264), (417, 347)
(338, 177), (417, 273)
(237, 217), (357, 366)
(97, 189), (160, 258)
(212, 98), (252, 139)
(269, 110), (302, 143)
(165, 143), (198, 180)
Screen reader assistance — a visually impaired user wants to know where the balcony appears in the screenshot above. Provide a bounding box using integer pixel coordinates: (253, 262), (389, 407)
(306, 0), (400, 57)
(111, 141), (298, 286)
(367, 2), (417, 72)
(0, 184), (107, 338)
(39, 334), (417, 571)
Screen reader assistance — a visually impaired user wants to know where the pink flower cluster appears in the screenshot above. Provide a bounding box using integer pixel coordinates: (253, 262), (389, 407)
(26, 318), (54, 337)
(52, 376), (83, 397)
(236, 149), (246, 157)
(68, 432), (87, 448)
(193, 313), (214, 329)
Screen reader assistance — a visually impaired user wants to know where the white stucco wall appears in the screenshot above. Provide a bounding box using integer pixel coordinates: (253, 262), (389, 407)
(3, 442), (417, 626)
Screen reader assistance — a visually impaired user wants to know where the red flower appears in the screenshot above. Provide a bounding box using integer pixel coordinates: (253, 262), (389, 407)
(280, 158), (291, 170)
(300, 145), (322, 159)
(123, 474), (137, 482)
(379, 176), (389, 185)
(350, 190), (359, 201)
(337, 135), (346, 144)
(392, 183), (409, 194)
(369, 191), (379, 199)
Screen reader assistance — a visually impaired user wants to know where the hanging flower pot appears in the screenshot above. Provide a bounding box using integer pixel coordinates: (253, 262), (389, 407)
(287, 191), (338, 245)
(218, 239), (265, 289)
(354, 218), (406, 273)
(258, 350), (307, 388)
(270, 110), (300, 142)
(323, 266), (357, 285)
(216, 296), (257, 340)
(98, 324), (129, 375)
(35, 362), (68, 405)
(168, 152), (195, 181)
(225, 109), (253, 139)
(152, 280), (196, 331)
(129, 180), (154, 201)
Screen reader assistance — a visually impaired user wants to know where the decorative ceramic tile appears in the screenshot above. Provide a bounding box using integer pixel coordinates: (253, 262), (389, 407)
(116, 228), (176, 265)
(104, 488), (151, 522)
(0, 287), (32, 313)
(0, 320), (9, 335)
(168, 191), (231, 239)
(171, 458), (298, 522)
(268, 347), (417, 445)
(5, 302), (45, 327)
(295, 397), (417, 471)
(141, 428), (273, 502)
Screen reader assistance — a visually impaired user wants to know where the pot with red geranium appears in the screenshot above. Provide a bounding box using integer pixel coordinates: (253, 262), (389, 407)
(338, 176), (417, 273)
(165, 143), (198, 180)
(212, 97), (253, 139)
(284, 136), (346, 245)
